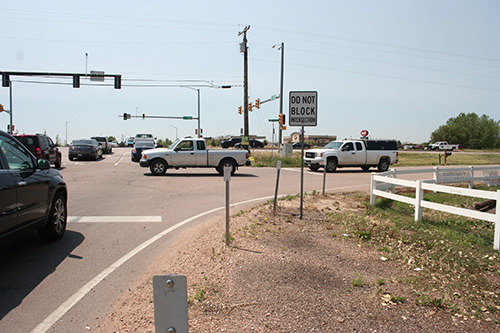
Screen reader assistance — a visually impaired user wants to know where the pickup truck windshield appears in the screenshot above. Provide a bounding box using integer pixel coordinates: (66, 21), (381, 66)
(323, 141), (343, 150)
(168, 139), (180, 149)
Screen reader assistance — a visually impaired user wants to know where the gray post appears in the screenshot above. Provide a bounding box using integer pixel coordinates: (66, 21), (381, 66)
(153, 275), (188, 333)
(322, 157), (327, 196)
(224, 166), (231, 245)
(300, 126), (305, 219)
(273, 160), (282, 212)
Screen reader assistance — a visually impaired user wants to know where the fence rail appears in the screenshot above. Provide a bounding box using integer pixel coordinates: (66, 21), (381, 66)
(369, 165), (500, 250)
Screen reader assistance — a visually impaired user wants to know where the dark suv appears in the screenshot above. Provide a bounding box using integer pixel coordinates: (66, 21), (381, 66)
(220, 138), (242, 148)
(0, 130), (67, 244)
(14, 133), (62, 168)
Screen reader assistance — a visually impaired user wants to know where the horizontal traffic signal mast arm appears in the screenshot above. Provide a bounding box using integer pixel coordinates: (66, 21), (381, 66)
(121, 114), (198, 120)
(1, 71), (122, 89)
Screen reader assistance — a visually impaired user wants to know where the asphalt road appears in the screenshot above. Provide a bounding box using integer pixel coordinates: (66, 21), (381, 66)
(0, 147), (383, 333)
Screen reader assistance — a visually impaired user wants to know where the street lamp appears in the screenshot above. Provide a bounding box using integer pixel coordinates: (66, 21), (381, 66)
(183, 85), (232, 138)
(65, 119), (77, 146)
(169, 125), (178, 139)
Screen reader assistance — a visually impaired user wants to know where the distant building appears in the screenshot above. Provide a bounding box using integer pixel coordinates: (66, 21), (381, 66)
(285, 132), (337, 146)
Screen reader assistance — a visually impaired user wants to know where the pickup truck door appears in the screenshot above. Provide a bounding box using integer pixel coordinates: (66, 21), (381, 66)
(171, 140), (197, 166)
(195, 141), (208, 166)
(339, 142), (365, 165)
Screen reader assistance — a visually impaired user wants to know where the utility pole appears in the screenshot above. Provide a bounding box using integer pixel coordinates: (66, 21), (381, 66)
(239, 25), (250, 147)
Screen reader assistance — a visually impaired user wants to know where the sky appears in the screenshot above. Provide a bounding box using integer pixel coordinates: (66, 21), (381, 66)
(1, 0), (499, 145)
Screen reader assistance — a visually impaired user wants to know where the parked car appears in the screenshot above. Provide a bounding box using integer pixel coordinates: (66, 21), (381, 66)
(131, 141), (155, 162)
(292, 142), (311, 149)
(14, 133), (62, 168)
(109, 140), (119, 148)
(220, 138), (241, 148)
(91, 136), (112, 154)
(234, 139), (264, 149)
(0, 130), (67, 244)
(69, 139), (103, 160)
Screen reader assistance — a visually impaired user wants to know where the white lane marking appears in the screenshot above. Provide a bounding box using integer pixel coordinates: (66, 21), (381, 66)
(68, 216), (162, 223)
(282, 167), (323, 175)
(31, 184), (369, 333)
(114, 151), (127, 166)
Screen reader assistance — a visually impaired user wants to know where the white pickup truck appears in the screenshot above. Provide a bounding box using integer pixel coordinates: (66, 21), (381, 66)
(427, 141), (461, 151)
(139, 137), (251, 176)
(304, 139), (398, 172)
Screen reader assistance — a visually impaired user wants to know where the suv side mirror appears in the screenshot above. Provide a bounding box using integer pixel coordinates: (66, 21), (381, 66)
(37, 159), (51, 170)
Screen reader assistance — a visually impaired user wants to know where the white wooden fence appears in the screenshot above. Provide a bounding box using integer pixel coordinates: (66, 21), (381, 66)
(370, 166), (500, 250)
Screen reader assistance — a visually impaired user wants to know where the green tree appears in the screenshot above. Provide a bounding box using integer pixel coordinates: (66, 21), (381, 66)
(431, 113), (500, 149)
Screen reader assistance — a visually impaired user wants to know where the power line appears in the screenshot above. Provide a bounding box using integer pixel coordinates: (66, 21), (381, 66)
(251, 57), (500, 93)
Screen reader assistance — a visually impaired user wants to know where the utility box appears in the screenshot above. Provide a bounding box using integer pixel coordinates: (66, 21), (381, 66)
(280, 143), (293, 157)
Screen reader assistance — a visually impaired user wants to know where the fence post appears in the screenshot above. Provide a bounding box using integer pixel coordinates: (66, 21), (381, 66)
(414, 180), (423, 221)
(469, 166), (474, 189)
(153, 275), (189, 333)
(370, 173), (376, 206)
(495, 190), (500, 251)
(433, 167), (439, 184)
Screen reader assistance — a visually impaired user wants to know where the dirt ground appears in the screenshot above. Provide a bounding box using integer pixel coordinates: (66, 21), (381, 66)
(97, 193), (497, 332)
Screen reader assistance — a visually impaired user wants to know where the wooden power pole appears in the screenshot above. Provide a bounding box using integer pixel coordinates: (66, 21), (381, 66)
(238, 26), (250, 146)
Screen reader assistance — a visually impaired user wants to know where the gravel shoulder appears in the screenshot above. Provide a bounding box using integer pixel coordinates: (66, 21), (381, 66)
(97, 193), (497, 332)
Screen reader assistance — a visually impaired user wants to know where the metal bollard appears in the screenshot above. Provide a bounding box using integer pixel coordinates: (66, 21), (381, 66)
(153, 275), (189, 333)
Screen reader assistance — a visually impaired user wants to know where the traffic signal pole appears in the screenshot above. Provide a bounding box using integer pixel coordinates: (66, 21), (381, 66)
(239, 26), (250, 148)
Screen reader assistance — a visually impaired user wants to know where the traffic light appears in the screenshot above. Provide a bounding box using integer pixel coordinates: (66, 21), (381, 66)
(238, 106), (242, 114)
(2, 74), (9, 87)
(73, 75), (80, 88)
(279, 113), (284, 125)
(255, 99), (260, 109)
(123, 113), (130, 120)
(0, 104), (3, 112)
(114, 75), (121, 89)
(248, 102), (253, 111)
(142, 113), (145, 119)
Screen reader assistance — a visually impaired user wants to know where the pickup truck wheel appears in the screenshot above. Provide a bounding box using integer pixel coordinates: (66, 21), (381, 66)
(326, 158), (337, 172)
(218, 159), (236, 176)
(308, 165), (320, 172)
(150, 159), (167, 175)
(377, 159), (390, 172)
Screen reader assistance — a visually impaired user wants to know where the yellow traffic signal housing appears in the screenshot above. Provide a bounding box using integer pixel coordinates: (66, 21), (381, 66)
(279, 113), (284, 125)
(248, 102), (253, 111)
(238, 106), (242, 114)
(255, 99), (260, 109)
(0, 104), (3, 112)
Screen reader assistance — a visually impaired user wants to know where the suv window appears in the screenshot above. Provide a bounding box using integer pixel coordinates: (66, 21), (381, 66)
(0, 135), (35, 170)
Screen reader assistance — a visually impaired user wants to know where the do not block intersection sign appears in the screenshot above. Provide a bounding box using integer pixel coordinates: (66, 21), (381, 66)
(289, 91), (318, 127)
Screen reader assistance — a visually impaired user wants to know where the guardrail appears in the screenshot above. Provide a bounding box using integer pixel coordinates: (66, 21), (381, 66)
(369, 166), (500, 250)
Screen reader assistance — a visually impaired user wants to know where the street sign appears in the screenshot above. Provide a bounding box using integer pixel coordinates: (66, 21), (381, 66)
(182, 116), (193, 120)
(289, 91), (317, 127)
(268, 118), (279, 122)
(90, 70), (105, 82)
